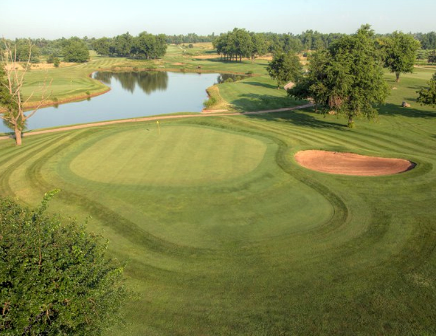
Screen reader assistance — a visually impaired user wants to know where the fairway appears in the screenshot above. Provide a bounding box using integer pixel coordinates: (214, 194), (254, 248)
(1, 67), (436, 334)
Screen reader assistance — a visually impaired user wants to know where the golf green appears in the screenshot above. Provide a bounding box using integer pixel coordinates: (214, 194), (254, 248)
(28, 123), (332, 250)
(69, 126), (268, 186)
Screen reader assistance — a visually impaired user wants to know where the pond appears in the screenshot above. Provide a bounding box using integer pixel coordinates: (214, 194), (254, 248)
(0, 71), (234, 133)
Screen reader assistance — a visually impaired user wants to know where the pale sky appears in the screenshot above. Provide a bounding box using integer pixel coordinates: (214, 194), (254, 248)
(1, 0), (435, 39)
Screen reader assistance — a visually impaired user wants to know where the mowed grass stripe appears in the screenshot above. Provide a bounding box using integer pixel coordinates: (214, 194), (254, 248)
(69, 125), (268, 186)
(2, 116), (436, 335)
(1, 60), (436, 335)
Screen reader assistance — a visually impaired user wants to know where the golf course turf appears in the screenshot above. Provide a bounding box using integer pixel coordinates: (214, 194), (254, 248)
(1, 56), (436, 334)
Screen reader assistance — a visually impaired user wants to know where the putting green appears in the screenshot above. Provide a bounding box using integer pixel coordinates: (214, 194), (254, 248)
(69, 126), (268, 186)
(37, 123), (332, 249)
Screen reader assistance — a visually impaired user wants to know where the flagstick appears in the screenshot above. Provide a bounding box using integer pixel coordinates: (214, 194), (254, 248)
(157, 120), (160, 135)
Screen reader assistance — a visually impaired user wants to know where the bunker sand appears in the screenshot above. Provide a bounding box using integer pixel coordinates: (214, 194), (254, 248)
(295, 150), (415, 176)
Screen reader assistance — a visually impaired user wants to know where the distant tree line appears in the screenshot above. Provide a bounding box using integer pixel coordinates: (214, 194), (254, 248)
(413, 32), (436, 50)
(166, 33), (215, 44)
(0, 37), (89, 63)
(2, 30), (435, 64)
(92, 32), (167, 59)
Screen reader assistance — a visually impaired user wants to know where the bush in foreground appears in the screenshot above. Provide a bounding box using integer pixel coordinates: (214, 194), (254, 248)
(0, 191), (127, 335)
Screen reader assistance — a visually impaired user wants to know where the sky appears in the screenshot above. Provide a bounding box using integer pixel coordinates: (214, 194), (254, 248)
(1, 0), (435, 39)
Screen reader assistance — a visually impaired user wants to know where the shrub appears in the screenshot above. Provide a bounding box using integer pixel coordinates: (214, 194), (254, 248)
(203, 96), (217, 108)
(0, 191), (127, 335)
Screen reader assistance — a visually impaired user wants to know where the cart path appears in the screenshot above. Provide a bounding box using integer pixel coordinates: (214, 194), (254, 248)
(0, 103), (313, 141)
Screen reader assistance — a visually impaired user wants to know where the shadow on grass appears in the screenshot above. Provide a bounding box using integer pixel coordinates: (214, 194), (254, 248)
(231, 93), (298, 112)
(379, 103), (436, 119)
(243, 106), (345, 130)
(201, 58), (269, 67)
(240, 81), (278, 89)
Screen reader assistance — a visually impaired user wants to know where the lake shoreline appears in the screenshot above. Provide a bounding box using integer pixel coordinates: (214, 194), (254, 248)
(16, 67), (254, 111)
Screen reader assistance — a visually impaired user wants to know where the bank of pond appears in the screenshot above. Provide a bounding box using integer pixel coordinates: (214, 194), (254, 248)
(0, 71), (244, 134)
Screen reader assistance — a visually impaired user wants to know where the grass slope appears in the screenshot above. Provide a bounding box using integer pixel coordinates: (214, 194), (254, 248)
(1, 58), (436, 335)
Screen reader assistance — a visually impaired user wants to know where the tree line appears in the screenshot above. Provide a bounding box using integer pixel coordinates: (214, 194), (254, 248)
(3, 30), (435, 65)
(92, 32), (167, 59)
(169, 30), (436, 52)
(0, 37), (90, 64)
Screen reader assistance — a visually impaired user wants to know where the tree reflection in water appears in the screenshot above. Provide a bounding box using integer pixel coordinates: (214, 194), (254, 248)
(93, 71), (169, 95)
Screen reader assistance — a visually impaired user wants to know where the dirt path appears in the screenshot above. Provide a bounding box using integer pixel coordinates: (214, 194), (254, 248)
(0, 104), (313, 141)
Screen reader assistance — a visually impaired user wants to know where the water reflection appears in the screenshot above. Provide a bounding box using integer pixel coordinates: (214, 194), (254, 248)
(217, 74), (246, 84)
(0, 71), (220, 133)
(94, 72), (168, 95)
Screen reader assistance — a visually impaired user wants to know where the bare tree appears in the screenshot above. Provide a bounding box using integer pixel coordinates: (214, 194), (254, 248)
(0, 38), (51, 145)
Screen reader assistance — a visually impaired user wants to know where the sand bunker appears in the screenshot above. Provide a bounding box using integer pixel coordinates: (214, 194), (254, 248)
(295, 150), (415, 176)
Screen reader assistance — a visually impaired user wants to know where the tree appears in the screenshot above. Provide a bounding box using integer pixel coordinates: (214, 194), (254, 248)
(382, 31), (421, 82)
(14, 39), (41, 63)
(287, 49), (332, 112)
(267, 52), (302, 88)
(249, 33), (268, 62)
(428, 50), (436, 64)
(288, 25), (389, 127)
(53, 57), (60, 68)
(131, 32), (167, 60)
(417, 72), (436, 107)
(0, 191), (127, 335)
(62, 37), (90, 63)
(0, 38), (51, 145)
(92, 37), (111, 56)
(112, 32), (134, 57)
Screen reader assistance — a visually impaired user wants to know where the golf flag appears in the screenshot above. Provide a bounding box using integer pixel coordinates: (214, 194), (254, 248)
(157, 120), (160, 135)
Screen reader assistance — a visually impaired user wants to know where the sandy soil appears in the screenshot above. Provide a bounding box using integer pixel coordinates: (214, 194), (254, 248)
(295, 150), (414, 176)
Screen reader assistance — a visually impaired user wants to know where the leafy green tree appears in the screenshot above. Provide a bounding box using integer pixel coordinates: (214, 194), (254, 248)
(382, 31), (421, 82)
(92, 37), (111, 56)
(0, 191), (127, 335)
(214, 28), (265, 62)
(0, 64), (17, 116)
(14, 39), (40, 62)
(62, 38), (90, 63)
(132, 32), (167, 59)
(267, 52), (302, 88)
(287, 49), (332, 112)
(281, 34), (304, 53)
(417, 72), (436, 107)
(428, 50), (436, 64)
(112, 32), (134, 57)
(249, 33), (268, 62)
(288, 25), (389, 127)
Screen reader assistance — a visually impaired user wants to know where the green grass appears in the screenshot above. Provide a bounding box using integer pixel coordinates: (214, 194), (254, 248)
(2, 56), (436, 335)
(218, 75), (306, 111)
